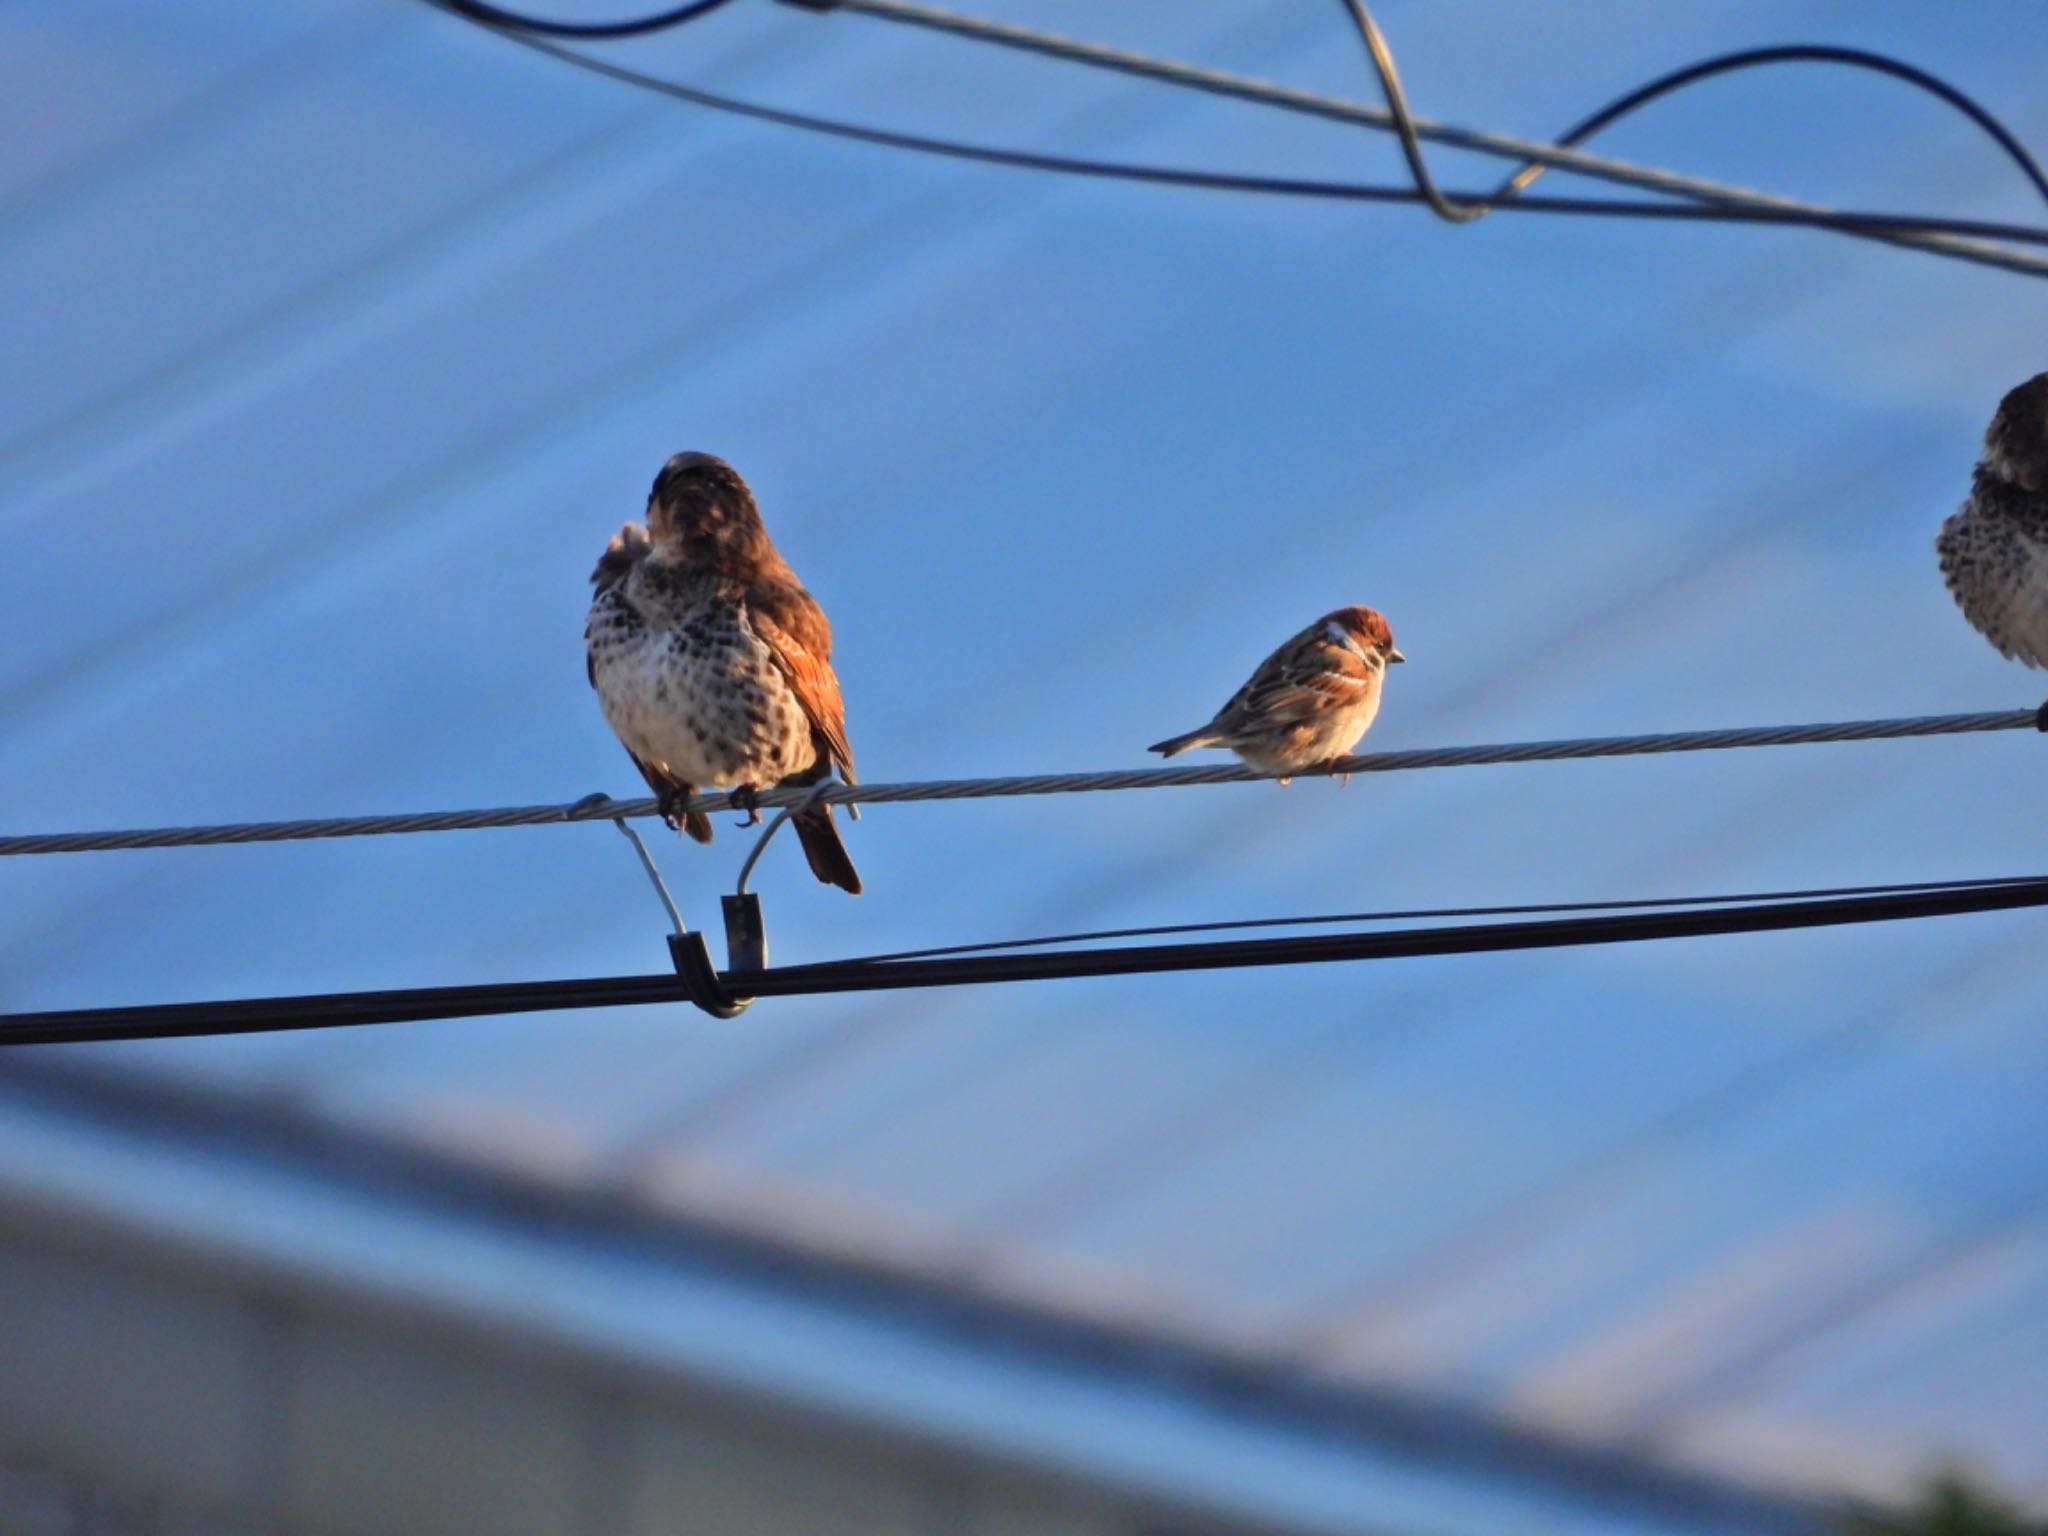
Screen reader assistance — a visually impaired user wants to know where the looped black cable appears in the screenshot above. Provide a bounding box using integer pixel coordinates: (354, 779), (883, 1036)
(1500, 44), (2048, 209)
(1336, 2), (2048, 225)
(437, 0), (738, 40)
(424, 4), (2048, 272)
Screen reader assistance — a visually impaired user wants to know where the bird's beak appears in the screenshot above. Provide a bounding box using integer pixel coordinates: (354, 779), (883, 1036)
(1387, 648), (1406, 664)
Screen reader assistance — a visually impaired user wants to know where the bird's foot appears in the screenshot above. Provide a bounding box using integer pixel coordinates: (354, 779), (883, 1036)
(2035, 699), (2048, 733)
(730, 784), (764, 826)
(655, 789), (688, 832)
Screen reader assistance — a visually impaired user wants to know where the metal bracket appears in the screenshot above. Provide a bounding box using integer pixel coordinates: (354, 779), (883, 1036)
(576, 791), (755, 1019)
(722, 891), (767, 973)
(578, 781), (840, 1019)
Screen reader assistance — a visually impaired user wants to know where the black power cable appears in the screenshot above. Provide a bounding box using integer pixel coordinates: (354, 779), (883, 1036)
(6, 876), (2044, 1044)
(1330, 4), (2048, 225)
(429, 5), (2048, 273)
(778, 0), (2048, 276)
(435, 0), (738, 40)
(1497, 44), (2048, 209)
(837, 874), (2048, 966)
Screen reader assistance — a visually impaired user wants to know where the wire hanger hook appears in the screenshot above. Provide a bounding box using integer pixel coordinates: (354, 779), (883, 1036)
(574, 792), (749, 1019)
(734, 780), (836, 898)
(571, 792), (685, 936)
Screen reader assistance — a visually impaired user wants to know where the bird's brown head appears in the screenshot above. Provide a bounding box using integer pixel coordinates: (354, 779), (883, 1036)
(1323, 604), (1405, 666)
(1983, 372), (2048, 493)
(646, 451), (771, 567)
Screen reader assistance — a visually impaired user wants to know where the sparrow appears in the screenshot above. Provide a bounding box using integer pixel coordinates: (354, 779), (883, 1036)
(1935, 371), (2048, 729)
(1148, 605), (1404, 780)
(585, 452), (861, 893)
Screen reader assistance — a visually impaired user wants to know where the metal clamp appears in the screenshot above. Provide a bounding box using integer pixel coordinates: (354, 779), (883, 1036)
(722, 891), (767, 973)
(578, 791), (756, 1019)
(667, 929), (752, 1019)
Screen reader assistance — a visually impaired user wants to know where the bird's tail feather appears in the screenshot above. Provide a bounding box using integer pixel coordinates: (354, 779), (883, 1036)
(793, 805), (862, 895)
(681, 810), (714, 844)
(1148, 727), (1218, 758)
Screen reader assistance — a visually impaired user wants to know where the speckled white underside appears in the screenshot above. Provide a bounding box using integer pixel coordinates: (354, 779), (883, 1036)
(587, 590), (812, 788)
(1937, 498), (2048, 670)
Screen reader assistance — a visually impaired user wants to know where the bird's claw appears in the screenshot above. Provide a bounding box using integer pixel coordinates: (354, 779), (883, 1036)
(730, 784), (764, 826)
(656, 790), (687, 832)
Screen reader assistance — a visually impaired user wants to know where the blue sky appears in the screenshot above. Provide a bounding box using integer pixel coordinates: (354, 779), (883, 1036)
(3, 0), (2047, 1507)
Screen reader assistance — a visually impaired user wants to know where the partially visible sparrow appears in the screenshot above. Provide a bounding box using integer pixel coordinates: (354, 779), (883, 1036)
(1148, 605), (1404, 780)
(585, 452), (861, 893)
(1935, 371), (2048, 729)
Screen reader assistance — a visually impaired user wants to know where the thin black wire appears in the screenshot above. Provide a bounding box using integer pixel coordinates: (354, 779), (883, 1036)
(6, 876), (2045, 1045)
(1498, 44), (2048, 209)
(431, 9), (2048, 259)
(435, 0), (738, 40)
(1334, 6), (2048, 225)
(433, 0), (2048, 227)
(836, 873), (2048, 966)
(815, 0), (2048, 273)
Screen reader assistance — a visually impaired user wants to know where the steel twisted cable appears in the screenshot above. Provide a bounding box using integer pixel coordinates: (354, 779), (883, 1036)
(0, 709), (2032, 857)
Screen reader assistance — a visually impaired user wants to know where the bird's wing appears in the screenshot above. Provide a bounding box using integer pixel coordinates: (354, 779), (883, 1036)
(749, 578), (857, 780)
(1210, 621), (1374, 738)
(585, 523), (651, 687)
(585, 588), (625, 689)
(589, 522), (650, 593)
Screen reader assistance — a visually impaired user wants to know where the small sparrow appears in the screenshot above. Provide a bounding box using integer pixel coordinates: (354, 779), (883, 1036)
(585, 452), (861, 893)
(1148, 605), (1404, 780)
(1935, 371), (2048, 729)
